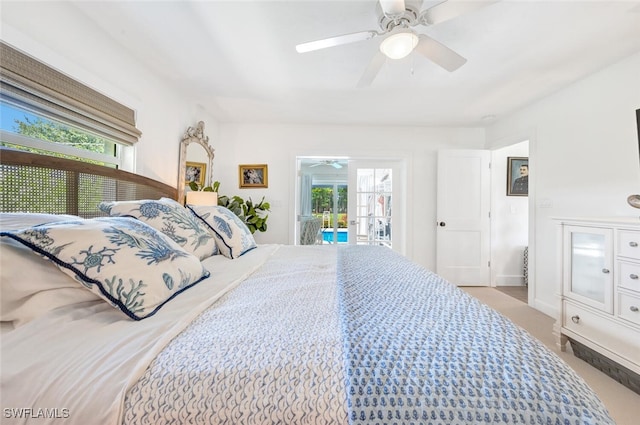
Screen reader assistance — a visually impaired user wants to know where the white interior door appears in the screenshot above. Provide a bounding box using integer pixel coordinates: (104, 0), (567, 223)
(436, 150), (490, 286)
(348, 160), (405, 254)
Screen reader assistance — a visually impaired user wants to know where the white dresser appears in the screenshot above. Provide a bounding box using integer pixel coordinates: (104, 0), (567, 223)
(555, 217), (640, 390)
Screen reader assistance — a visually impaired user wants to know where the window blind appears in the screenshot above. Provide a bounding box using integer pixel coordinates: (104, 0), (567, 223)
(0, 42), (141, 146)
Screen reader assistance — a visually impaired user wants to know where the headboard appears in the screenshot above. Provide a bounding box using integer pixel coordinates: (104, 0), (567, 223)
(0, 148), (177, 217)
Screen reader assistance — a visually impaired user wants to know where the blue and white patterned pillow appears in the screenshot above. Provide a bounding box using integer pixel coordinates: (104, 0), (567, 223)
(99, 197), (218, 260)
(0, 217), (210, 320)
(187, 205), (257, 259)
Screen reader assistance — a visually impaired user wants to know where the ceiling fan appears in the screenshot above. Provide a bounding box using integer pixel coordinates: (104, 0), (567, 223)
(295, 0), (496, 87)
(309, 160), (344, 169)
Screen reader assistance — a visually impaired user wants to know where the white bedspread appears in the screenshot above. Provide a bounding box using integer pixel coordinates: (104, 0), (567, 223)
(122, 244), (347, 424)
(0, 244), (281, 425)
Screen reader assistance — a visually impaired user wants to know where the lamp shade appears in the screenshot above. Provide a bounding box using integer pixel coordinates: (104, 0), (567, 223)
(380, 30), (418, 59)
(186, 191), (218, 206)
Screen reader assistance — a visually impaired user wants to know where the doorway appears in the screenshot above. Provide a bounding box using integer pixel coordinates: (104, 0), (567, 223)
(435, 143), (529, 290)
(296, 157), (406, 253)
(298, 158), (348, 245)
(490, 141), (530, 291)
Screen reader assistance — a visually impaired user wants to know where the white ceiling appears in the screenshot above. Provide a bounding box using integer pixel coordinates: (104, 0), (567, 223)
(69, 0), (640, 127)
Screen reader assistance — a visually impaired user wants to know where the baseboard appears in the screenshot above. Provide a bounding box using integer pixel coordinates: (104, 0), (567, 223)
(495, 275), (525, 286)
(531, 297), (556, 318)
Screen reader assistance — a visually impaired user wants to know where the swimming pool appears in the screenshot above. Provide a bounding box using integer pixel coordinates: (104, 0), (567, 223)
(321, 229), (348, 243)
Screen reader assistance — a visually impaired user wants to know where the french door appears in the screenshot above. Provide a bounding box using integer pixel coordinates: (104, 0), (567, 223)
(347, 160), (405, 254)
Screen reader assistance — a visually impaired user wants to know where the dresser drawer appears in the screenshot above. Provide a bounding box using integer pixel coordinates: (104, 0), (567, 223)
(618, 261), (640, 291)
(563, 301), (640, 365)
(618, 292), (640, 326)
(618, 230), (640, 260)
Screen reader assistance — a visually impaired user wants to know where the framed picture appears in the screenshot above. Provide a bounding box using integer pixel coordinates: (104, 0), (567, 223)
(507, 157), (528, 196)
(239, 164), (268, 188)
(185, 161), (206, 187)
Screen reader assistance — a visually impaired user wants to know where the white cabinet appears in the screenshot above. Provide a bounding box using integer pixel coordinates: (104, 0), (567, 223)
(555, 218), (640, 383)
(562, 226), (613, 312)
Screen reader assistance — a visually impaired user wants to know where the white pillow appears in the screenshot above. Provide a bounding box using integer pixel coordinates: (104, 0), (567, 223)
(99, 198), (218, 260)
(1, 213), (101, 328)
(1, 217), (210, 320)
(187, 205), (257, 259)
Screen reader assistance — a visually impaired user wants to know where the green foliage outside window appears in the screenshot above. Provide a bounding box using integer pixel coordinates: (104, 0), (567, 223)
(311, 186), (347, 228)
(14, 117), (115, 155)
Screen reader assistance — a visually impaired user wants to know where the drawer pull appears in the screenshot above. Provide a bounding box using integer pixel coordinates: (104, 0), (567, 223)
(630, 241), (639, 247)
(631, 274), (639, 280)
(631, 306), (639, 313)
(571, 315), (580, 324)
(602, 268), (610, 274)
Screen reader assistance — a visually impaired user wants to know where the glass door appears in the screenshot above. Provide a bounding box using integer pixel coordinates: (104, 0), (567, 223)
(313, 183), (347, 244)
(563, 225), (613, 313)
(347, 160), (404, 253)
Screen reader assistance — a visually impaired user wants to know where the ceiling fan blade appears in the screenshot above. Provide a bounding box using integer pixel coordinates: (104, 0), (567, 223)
(331, 162), (343, 169)
(415, 34), (466, 71)
(357, 51), (387, 88)
(296, 30), (378, 53)
(422, 0), (498, 25)
(379, 0), (405, 16)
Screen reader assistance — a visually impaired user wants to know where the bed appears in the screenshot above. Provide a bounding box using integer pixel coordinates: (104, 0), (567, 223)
(0, 150), (614, 424)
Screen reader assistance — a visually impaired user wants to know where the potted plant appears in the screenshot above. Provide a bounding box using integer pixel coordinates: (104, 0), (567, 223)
(218, 194), (270, 234)
(188, 180), (220, 193)
(188, 181), (270, 234)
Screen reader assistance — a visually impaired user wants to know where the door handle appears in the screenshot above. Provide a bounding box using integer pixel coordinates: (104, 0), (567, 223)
(438, 222), (446, 227)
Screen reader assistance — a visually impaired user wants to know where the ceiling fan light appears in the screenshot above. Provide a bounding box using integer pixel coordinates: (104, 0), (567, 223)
(380, 31), (418, 59)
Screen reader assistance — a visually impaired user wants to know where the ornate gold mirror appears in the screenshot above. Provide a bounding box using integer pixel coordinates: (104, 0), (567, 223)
(177, 121), (215, 203)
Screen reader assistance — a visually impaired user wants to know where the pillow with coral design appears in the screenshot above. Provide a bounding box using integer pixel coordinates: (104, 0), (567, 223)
(187, 205), (256, 259)
(99, 197), (217, 260)
(0, 217), (210, 320)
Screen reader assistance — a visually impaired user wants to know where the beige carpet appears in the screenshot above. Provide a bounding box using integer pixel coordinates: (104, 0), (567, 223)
(462, 287), (640, 425)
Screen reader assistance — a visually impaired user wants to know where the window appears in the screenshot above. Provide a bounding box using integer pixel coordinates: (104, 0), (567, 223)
(1, 102), (119, 167)
(0, 41), (141, 167)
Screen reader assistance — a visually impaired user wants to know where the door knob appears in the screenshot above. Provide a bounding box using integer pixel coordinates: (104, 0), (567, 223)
(438, 222), (446, 227)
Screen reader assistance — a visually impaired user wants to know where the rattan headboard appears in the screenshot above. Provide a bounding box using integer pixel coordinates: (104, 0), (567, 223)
(0, 148), (177, 217)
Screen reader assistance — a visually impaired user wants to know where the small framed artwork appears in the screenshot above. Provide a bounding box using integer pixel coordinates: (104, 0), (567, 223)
(507, 157), (528, 196)
(185, 161), (206, 187)
(239, 164), (268, 188)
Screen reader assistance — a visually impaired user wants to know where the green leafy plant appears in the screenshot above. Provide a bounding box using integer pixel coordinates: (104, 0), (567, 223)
(188, 180), (270, 234)
(188, 180), (219, 193)
(218, 195), (270, 234)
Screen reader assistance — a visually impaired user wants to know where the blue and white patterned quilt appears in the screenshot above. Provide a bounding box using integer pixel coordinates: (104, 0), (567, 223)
(337, 246), (613, 425)
(122, 245), (613, 424)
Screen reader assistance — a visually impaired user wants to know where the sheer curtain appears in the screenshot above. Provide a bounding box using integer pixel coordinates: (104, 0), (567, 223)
(300, 174), (312, 216)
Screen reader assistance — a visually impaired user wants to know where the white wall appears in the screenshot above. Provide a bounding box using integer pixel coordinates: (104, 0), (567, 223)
(215, 124), (485, 269)
(0, 1), (219, 188)
(490, 141), (529, 287)
(486, 51), (640, 316)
